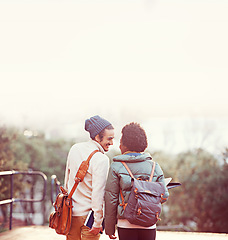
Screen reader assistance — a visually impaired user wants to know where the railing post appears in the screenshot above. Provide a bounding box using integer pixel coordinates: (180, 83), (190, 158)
(9, 173), (14, 230)
(51, 175), (60, 204)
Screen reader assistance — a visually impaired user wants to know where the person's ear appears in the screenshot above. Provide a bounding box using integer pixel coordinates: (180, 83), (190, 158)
(95, 134), (100, 142)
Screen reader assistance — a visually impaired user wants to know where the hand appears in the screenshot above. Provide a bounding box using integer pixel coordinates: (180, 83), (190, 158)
(109, 234), (117, 239)
(89, 226), (103, 235)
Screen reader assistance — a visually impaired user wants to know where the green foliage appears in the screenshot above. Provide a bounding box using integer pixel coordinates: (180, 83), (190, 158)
(162, 148), (228, 233)
(1, 125), (228, 233)
(7, 128), (73, 183)
(0, 126), (73, 226)
(0, 127), (28, 200)
(44, 139), (73, 183)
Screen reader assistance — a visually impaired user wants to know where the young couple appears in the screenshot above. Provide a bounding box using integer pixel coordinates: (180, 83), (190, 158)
(64, 115), (169, 240)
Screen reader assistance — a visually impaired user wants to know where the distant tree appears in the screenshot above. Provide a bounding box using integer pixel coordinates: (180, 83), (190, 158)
(0, 127), (28, 227)
(0, 126), (73, 225)
(164, 148), (228, 233)
(44, 139), (72, 184)
(12, 131), (73, 223)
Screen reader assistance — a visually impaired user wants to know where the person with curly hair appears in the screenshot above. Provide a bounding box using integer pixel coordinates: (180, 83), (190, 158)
(104, 122), (169, 240)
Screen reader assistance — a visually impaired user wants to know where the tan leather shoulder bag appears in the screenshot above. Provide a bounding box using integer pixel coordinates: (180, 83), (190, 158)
(49, 150), (99, 235)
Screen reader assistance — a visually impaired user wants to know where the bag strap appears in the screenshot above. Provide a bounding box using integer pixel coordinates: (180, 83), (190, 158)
(149, 161), (156, 182)
(121, 161), (155, 182)
(121, 162), (135, 179)
(119, 161), (156, 209)
(68, 150), (99, 199)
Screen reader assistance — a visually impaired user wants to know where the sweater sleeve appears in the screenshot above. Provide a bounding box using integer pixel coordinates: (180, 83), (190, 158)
(104, 164), (120, 236)
(91, 153), (110, 228)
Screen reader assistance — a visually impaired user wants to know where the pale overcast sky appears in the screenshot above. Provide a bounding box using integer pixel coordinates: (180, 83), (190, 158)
(0, 0), (228, 152)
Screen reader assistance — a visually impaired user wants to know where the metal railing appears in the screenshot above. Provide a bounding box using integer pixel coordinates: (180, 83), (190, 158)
(0, 170), (47, 230)
(50, 175), (61, 204)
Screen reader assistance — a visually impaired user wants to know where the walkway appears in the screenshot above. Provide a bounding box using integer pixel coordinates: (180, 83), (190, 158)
(0, 226), (227, 240)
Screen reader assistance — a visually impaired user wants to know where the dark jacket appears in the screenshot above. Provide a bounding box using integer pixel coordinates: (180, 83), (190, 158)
(104, 152), (169, 235)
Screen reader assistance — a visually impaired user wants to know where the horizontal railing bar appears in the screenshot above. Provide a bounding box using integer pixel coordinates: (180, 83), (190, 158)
(0, 170), (47, 202)
(0, 170), (47, 180)
(0, 170), (16, 176)
(14, 198), (45, 203)
(0, 199), (14, 205)
(0, 170), (47, 230)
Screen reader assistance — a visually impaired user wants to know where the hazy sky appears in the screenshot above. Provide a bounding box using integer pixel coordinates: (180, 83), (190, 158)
(0, 0), (228, 139)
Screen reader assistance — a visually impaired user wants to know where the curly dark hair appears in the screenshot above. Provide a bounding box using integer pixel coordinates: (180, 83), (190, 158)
(121, 122), (148, 152)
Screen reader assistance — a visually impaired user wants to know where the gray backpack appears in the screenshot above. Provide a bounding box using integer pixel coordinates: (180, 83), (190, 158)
(120, 161), (166, 227)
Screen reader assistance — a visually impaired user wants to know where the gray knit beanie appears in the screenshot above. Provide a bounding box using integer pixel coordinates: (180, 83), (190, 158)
(85, 115), (112, 139)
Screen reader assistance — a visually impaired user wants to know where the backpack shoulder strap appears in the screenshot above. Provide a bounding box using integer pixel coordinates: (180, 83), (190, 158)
(149, 161), (156, 182)
(119, 161), (134, 210)
(68, 150), (99, 199)
(122, 161), (156, 182)
(121, 161), (135, 179)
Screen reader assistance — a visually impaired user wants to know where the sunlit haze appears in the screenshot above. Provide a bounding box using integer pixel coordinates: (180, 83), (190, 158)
(0, 0), (228, 154)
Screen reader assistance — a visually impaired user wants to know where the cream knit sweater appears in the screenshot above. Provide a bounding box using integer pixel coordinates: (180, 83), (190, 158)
(64, 140), (110, 228)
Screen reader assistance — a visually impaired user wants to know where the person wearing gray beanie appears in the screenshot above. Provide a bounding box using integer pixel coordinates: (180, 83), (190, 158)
(64, 115), (114, 240)
(85, 115), (114, 152)
(85, 115), (112, 139)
